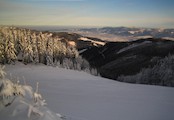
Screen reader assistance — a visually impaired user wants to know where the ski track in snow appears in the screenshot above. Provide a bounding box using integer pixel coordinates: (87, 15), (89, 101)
(5, 63), (174, 120)
(117, 41), (152, 54)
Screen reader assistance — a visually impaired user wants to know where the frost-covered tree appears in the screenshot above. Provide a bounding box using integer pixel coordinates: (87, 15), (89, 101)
(0, 26), (93, 74)
(46, 38), (53, 65)
(23, 38), (33, 63)
(117, 54), (174, 86)
(152, 54), (174, 86)
(31, 33), (39, 63)
(0, 34), (5, 63)
(0, 66), (25, 109)
(36, 32), (47, 64)
(5, 40), (17, 63)
(0, 65), (6, 79)
(0, 65), (63, 120)
(0, 27), (17, 64)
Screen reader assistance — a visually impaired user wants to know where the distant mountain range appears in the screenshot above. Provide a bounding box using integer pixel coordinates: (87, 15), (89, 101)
(17, 26), (174, 41)
(79, 27), (174, 37)
(75, 27), (174, 41)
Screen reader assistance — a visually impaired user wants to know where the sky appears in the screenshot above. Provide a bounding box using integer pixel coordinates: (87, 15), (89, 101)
(0, 0), (174, 28)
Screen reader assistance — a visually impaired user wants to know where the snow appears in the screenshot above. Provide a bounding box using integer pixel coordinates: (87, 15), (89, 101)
(68, 41), (76, 47)
(117, 41), (152, 54)
(135, 35), (153, 39)
(129, 31), (136, 34)
(79, 37), (105, 46)
(79, 49), (87, 54)
(4, 62), (174, 120)
(129, 31), (140, 34)
(157, 28), (164, 32)
(162, 37), (174, 41)
(0, 96), (62, 120)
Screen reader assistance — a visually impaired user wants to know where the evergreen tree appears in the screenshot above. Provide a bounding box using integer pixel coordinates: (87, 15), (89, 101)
(5, 40), (17, 64)
(0, 26), (93, 74)
(0, 33), (5, 63)
(46, 37), (53, 65)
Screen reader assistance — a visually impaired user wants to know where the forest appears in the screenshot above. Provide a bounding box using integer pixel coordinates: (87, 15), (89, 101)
(0, 26), (98, 75)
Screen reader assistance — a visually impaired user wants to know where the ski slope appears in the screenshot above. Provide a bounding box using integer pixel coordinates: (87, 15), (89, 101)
(5, 63), (174, 120)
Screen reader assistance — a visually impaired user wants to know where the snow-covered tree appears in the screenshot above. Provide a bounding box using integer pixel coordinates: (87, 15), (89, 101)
(46, 38), (54, 65)
(0, 65), (6, 79)
(31, 33), (39, 64)
(0, 26), (94, 75)
(0, 33), (5, 63)
(23, 42), (33, 63)
(0, 66), (28, 109)
(5, 40), (17, 64)
(36, 33), (47, 64)
(117, 54), (174, 86)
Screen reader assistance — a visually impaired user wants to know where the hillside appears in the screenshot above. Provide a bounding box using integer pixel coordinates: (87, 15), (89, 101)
(81, 38), (174, 86)
(5, 63), (174, 120)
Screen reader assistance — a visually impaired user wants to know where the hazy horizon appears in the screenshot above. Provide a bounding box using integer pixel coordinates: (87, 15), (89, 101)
(0, 0), (174, 28)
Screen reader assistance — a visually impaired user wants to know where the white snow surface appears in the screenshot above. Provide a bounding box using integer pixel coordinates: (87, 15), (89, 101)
(80, 37), (105, 46)
(4, 62), (174, 120)
(79, 49), (87, 54)
(117, 41), (152, 54)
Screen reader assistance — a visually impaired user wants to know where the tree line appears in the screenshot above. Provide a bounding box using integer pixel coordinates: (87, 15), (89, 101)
(0, 26), (98, 75)
(117, 54), (174, 87)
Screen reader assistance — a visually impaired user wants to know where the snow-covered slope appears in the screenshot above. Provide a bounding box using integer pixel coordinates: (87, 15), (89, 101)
(5, 63), (174, 120)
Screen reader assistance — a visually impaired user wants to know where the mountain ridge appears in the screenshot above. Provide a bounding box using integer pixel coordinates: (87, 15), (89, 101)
(81, 38), (174, 86)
